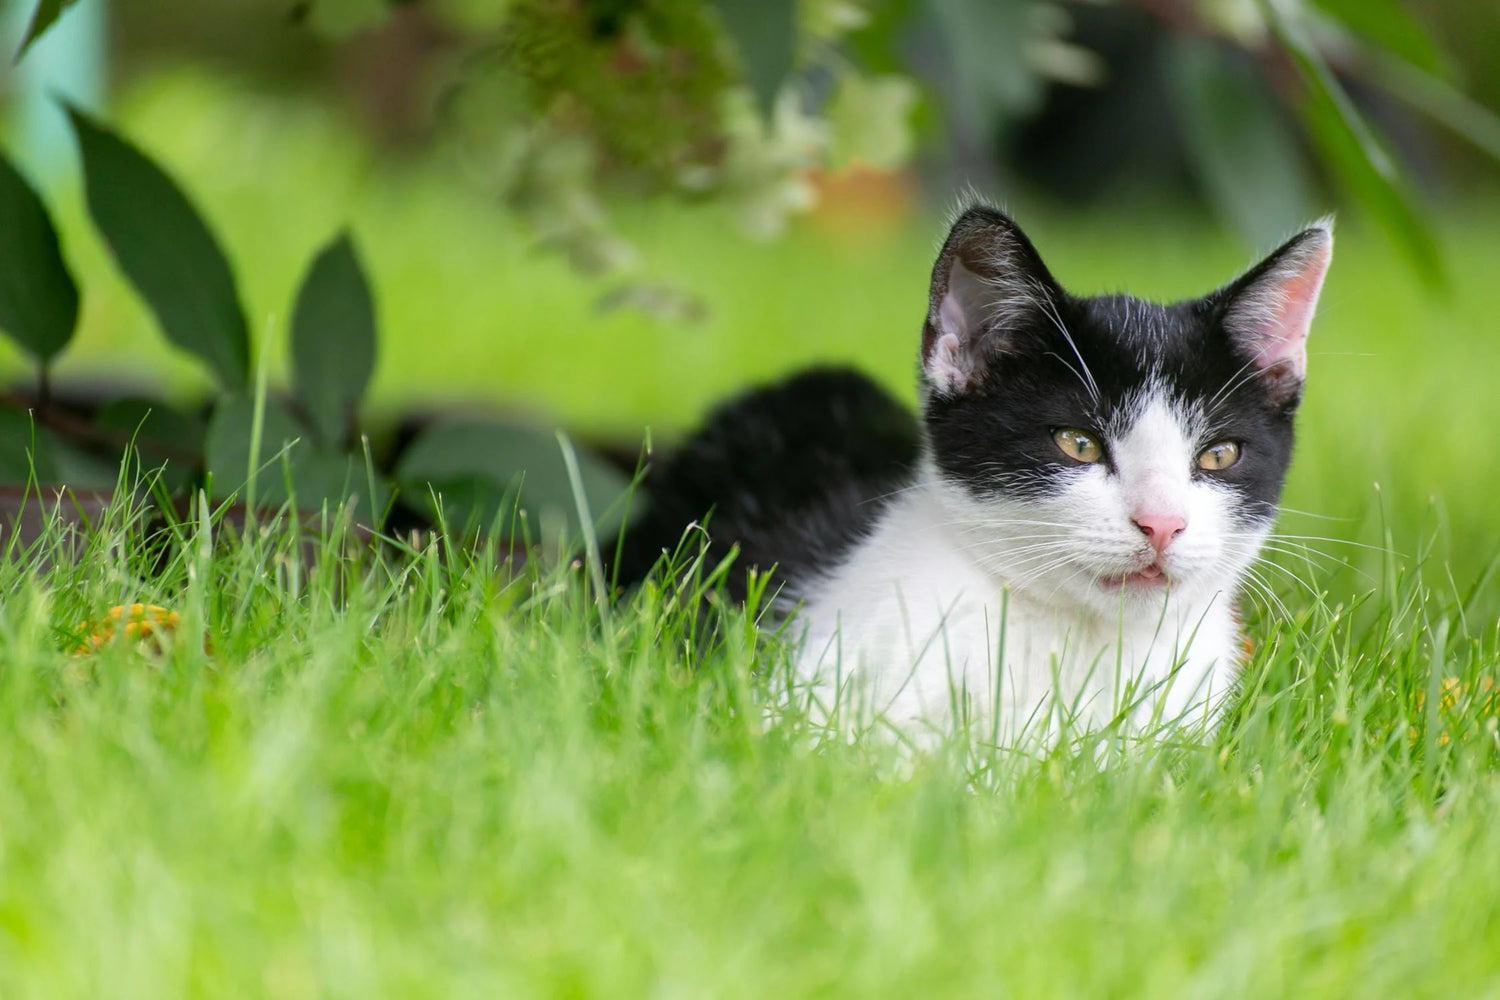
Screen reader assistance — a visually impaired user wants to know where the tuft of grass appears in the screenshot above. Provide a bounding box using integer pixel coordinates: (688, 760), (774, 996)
(0, 478), (1496, 997)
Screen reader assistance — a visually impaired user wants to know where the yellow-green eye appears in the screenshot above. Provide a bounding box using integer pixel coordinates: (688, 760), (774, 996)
(1053, 428), (1104, 464)
(1197, 441), (1241, 471)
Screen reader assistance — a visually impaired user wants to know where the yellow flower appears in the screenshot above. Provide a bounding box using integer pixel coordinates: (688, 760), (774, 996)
(1409, 676), (1500, 746)
(75, 604), (181, 655)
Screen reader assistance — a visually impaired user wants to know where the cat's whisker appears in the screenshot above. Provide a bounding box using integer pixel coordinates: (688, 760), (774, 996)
(961, 539), (1068, 575)
(1204, 356), (1263, 412)
(858, 480), (935, 505)
(1033, 287), (1101, 403)
(1247, 559), (1330, 614)
(1276, 506), (1359, 523)
(1257, 543), (1378, 587)
(1264, 533), (1397, 555)
(941, 516), (1076, 529)
(1237, 572), (1291, 622)
(1256, 541), (1347, 572)
(1240, 563), (1296, 613)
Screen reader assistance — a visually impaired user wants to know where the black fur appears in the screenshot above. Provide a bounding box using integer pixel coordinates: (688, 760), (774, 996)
(613, 368), (919, 600)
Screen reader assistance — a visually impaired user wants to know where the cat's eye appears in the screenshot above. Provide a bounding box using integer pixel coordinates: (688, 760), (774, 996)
(1053, 428), (1104, 464)
(1197, 441), (1241, 471)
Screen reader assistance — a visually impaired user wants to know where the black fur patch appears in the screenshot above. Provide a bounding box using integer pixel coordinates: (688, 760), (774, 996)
(613, 368), (920, 600)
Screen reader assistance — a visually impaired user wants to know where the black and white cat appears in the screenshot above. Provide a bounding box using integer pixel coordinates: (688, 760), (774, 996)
(620, 204), (1332, 744)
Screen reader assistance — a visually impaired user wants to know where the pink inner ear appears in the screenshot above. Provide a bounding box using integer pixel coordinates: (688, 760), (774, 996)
(1240, 235), (1331, 380)
(1264, 266), (1324, 373)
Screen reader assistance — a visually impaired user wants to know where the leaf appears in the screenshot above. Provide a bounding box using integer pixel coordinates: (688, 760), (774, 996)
(929, 0), (1043, 129)
(1309, 0), (1442, 74)
(1169, 39), (1315, 249)
(66, 107), (251, 388)
(204, 395), (305, 503)
(51, 440), (120, 490)
(0, 409), (58, 484)
(1257, 0), (1442, 286)
(282, 448), (390, 519)
(304, 0), (394, 37)
(290, 232), (377, 448)
(1297, 84), (1441, 286)
(395, 421), (630, 541)
(14, 0), (80, 62)
(1357, 48), (1500, 166)
(709, 0), (797, 115)
(0, 147), (78, 362)
(826, 73), (919, 171)
(93, 398), (206, 493)
(205, 396), (385, 515)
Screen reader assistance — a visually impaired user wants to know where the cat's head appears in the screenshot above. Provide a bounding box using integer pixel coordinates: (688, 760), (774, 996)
(919, 205), (1331, 614)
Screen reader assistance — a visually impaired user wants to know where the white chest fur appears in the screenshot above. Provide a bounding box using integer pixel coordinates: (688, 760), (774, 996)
(789, 484), (1245, 746)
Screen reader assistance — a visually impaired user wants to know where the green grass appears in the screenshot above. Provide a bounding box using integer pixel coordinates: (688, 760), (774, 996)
(0, 472), (1497, 998)
(2, 67), (1500, 995)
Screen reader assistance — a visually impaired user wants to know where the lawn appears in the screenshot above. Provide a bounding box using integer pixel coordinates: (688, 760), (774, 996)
(2, 69), (1499, 997)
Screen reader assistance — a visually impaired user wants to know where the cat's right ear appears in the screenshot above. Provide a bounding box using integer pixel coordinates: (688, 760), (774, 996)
(1216, 220), (1333, 407)
(922, 205), (1059, 396)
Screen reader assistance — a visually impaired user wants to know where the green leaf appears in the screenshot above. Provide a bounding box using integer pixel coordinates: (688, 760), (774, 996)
(1298, 84), (1441, 286)
(1357, 48), (1500, 167)
(1258, 0), (1442, 285)
(282, 448), (390, 519)
(206, 396), (385, 515)
(1169, 39), (1315, 249)
(14, 0), (80, 62)
(304, 0), (394, 37)
(0, 409), (58, 484)
(290, 232), (377, 448)
(826, 73), (919, 171)
(66, 106), (251, 388)
(205, 395), (305, 503)
(845, 0), (916, 74)
(51, 440), (120, 490)
(93, 398), (205, 493)
(0, 147), (78, 362)
(710, 0), (797, 115)
(929, 0), (1043, 128)
(395, 421), (630, 541)
(1309, 0), (1442, 74)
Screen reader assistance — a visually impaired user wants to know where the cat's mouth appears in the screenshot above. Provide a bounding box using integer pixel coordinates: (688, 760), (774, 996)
(1099, 563), (1170, 590)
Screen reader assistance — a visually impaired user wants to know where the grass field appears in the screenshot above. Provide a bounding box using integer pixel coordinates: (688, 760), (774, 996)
(3, 70), (1500, 996)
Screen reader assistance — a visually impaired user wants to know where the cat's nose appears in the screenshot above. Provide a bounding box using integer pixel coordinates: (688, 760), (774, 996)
(1133, 513), (1187, 556)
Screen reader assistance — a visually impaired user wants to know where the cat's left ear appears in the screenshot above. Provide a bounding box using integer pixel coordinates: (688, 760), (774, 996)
(1218, 220), (1333, 407)
(922, 205), (1062, 396)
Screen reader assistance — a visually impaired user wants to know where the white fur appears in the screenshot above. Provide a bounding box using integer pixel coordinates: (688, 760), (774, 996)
(789, 393), (1262, 749)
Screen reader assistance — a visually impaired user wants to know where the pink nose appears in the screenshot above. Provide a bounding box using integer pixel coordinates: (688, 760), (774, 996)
(1134, 513), (1186, 556)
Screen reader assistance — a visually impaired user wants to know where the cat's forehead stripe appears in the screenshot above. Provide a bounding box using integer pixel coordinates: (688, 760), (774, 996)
(1108, 379), (1207, 443)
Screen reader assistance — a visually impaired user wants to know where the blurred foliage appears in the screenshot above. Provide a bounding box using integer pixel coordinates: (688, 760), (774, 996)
(286, 0), (1500, 288)
(0, 149), (77, 362)
(436, 0), (914, 274)
(0, 112), (628, 544)
(5, 0), (1500, 543)
(12, 0), (81, 60)
(33, 0), (1494, 289)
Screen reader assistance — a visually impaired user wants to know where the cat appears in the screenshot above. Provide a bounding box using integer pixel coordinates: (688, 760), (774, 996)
(618, 204), (1332, 747)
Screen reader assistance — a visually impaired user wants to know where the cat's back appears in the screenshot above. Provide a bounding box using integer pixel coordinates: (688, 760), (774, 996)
(615, 367), (920, 598)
